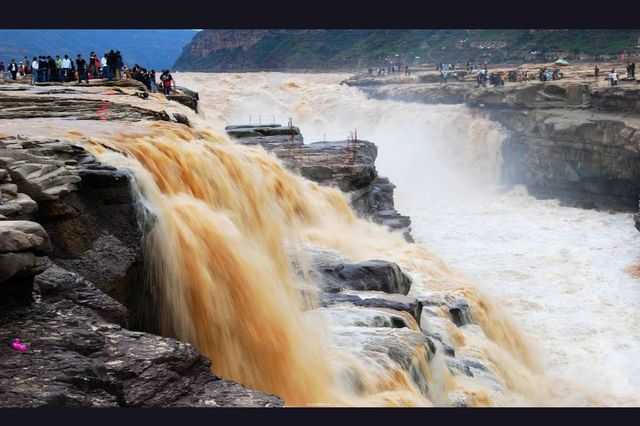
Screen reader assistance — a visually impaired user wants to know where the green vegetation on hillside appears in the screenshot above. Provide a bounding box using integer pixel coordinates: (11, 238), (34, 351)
(174, 29), (640, 71)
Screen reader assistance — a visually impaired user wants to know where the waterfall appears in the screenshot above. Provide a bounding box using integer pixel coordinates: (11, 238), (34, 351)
(166, 73), (636, 407)
(66, 97), (549, 406)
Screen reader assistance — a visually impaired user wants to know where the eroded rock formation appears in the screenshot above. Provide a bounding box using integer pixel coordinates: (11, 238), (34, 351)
(0, 83), (282, 407)
(226, 124), (413, 241)
(0, 265), (281, 407)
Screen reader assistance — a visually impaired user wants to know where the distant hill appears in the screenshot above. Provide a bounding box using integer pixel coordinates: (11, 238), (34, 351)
(173, 29), (640, 71)
(0, 30), (197, 70)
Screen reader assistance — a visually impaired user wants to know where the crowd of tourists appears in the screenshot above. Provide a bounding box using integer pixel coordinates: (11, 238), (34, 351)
(537, 67), (564, 82)
(360, 56), (640, 90)
(368, 64), (411, 76)
(0, 50), (176, 95)
(128, 65), (175, 95)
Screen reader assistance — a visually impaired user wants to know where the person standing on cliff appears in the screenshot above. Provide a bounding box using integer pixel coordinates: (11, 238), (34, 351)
(31, 57), (38, 84)
(160, 70), (174, 95)
(114, 51), (123, 80)
(48, 56), (57, 82)
(166, 70), (175, 95)
(88, 52), (98, 79)
(47, 56), (56, 82)
(476, 69), (486, 87)
(149, 70), (158, 93)
(35, 57), (43, 82)
(55, 56), (62, 81)
(61, 55), (71, 82)
(106, 50), (115, 80)
(38, 56), (47, 82)
(76, 54), (89, 85)
(594, 65), (599, 80)
(609, 69), (618, 87)
(8, 59), (18, 80)
(101, 54), (108, 79)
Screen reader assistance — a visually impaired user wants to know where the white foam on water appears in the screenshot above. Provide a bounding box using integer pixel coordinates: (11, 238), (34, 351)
(173, 72), (640, 405)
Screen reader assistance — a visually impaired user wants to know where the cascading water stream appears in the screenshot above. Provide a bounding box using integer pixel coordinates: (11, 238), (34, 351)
(172, 72), (640, 406)
(75, 117), (545, 407)
(15, 71), (638, 406)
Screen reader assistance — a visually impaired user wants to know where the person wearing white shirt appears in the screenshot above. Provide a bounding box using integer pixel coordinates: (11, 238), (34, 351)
(31, 57), (39, 84)
(609, 69), (618, 87)
(61, 55), (72, 82)
(101, 54), (108, 79)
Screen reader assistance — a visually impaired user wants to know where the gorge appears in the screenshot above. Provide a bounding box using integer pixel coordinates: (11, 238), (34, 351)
(1, 69), (639, 407)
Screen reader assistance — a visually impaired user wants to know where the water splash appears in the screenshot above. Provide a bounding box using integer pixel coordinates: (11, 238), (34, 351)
(8, 74), (557, 406)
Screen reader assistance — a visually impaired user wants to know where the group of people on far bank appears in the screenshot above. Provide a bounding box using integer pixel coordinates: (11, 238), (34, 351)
(0, 50), (176, 95)
(368, 64), (411, 76)
(594, 62), (635, 87)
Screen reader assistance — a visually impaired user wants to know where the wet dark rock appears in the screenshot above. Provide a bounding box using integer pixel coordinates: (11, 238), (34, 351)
(447, 299), (475, 327)
(226, 124), (304, 147)
(33, 265), (128, 326)
(423, 332), (455, 357)
(0, 136), (144, 324)
(320, 292), (422, 325)
(446, 357), (492, 378)
(0, 254), (49, 307)
(34, 157), (142, 300)
(167, 92), (198, 112)
(166, 86), (200, 112)
(172, 113), (190, 125)
(226, 125), (413, 240)
(0, 264), (283, 408)
(315, 259), (412, 295)
(419, 292), (477, 329)
(329, 326), (435, 397)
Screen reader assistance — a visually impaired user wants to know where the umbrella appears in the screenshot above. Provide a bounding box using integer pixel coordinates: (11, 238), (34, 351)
(554, 59), (569, 66)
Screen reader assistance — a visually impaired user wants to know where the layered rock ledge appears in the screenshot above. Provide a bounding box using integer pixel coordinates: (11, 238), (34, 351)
(226, 124), (413, 241)
(344, 74), (640, 214)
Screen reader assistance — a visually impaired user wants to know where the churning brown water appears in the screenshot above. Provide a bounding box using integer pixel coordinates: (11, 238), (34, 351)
(13, 72), (637, 406)
(74, 118), (547, 407)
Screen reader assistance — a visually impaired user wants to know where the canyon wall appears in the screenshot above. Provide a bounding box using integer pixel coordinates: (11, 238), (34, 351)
(174, 30), (640, 72)
(346, 76), (640, 213)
